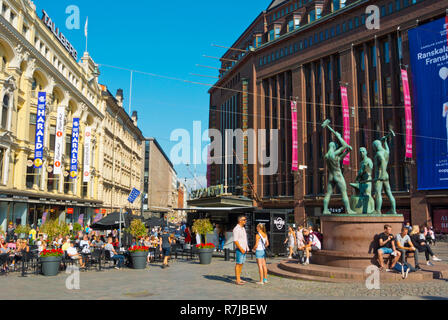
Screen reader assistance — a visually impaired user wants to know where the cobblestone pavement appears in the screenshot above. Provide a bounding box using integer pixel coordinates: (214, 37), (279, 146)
(1, 242), (447, 300)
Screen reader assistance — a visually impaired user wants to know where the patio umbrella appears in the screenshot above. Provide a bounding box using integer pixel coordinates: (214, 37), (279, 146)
(91, 211), (128, 230)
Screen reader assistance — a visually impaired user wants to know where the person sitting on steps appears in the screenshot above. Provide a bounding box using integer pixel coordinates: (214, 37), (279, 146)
(377, 224), (401, 271)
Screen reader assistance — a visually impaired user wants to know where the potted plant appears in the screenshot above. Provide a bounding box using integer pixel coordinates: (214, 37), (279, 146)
(15, 224), (31, 239)
(126, 219), (148, 269)
(40, 248), (64, 276)
(128, 245), (150, 269)
(73, 223), (82, 235)
(192, 219), (215, 265)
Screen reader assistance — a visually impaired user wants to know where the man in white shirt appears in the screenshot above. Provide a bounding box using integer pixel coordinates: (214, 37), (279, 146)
(233, 215), (249, 285)
(79, 235), (91, 254)
(67, 242), (85, 268)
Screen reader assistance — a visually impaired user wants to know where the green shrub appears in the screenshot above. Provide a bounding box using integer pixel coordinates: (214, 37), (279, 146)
(192, 219), (214, 244)
(126, 219), (147, 239)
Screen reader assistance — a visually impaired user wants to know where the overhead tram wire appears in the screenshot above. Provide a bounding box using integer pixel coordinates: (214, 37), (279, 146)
(189, 73), (219, 79)
(211, 44), (248, 53)
(97, 63), (448, 143)
(202, 55), (238, 63)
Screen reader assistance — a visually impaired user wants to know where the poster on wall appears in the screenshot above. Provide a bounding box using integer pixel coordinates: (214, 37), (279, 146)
(70, 118), (80, 179)
(83, 127), (92, 182)
(433, 209), (448, 234)
(408, 17), (448, 190)
(34, 92), (46, 169)
(53, 106), (65, 175)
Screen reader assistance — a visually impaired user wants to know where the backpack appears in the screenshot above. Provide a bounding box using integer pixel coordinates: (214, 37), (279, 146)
(393, 262), (415, 273)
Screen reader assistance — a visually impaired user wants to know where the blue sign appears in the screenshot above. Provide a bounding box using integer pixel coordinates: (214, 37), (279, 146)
(408, 17), (448, 190)
(128, 188), (141, 204)
(70, 118), (80, 179)
(34, 92), (46, 168)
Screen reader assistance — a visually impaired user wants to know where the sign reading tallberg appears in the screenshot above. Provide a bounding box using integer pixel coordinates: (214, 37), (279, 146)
(41, 10), (78, 60)
(34, 92), (46, 169)
(70, 118), (80, 179)
(53, 106), (65, 175)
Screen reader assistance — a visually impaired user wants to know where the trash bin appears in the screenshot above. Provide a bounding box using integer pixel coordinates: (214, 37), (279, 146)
(224, 248), (230, 261)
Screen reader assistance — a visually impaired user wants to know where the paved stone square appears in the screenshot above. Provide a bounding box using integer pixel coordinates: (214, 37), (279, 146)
(1, 243), (448, 300)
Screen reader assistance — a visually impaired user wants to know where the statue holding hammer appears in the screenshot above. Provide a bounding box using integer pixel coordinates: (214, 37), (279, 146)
(321, 120), (356, 214)
(373, 130), (397, 214)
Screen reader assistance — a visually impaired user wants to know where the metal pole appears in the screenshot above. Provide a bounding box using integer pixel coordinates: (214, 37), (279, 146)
(119, 208), (122, 249)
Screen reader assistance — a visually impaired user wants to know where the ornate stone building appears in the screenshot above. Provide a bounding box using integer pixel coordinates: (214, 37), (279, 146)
(0, 0), (144, 229)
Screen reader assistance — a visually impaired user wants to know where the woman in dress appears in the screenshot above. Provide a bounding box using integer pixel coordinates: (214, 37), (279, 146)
(284, 226), (296, 259)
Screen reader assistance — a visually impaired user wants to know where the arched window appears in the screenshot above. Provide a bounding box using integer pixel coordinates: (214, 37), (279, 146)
(1, 95), (10, 129)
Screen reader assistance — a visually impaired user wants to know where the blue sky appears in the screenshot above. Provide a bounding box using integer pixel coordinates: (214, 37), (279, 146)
(34, 0), (268, 188)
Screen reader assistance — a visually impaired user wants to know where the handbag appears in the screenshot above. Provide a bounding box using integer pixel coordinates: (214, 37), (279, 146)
(258, 233), (273, 258)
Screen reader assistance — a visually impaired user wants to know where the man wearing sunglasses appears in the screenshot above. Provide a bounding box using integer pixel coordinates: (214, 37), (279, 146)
(233, 215), (249, 285)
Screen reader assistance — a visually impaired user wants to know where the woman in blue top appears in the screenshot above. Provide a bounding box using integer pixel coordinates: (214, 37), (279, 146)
(252, 223), (269, 285)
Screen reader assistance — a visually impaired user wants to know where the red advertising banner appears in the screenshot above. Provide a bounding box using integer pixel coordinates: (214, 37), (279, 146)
(401, 69), (413, 159)
(291, 101), (299, 171)
(433, 209), (448, 234)
(341, 86), (350, 165)
(67, 208), (74, 214)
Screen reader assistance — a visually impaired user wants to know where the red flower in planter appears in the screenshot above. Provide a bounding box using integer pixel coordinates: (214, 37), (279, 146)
(128, 245), (149, 253)
(195, 243), (215, 249)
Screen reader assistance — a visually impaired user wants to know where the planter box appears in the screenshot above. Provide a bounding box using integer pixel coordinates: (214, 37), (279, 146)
(41, 256), (62, 276)
(198, 248), (214, 265)
(130, 251), (148, 269)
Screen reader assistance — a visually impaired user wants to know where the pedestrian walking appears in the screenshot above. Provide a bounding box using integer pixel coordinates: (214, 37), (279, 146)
(284, 226), (296, 259)
(160, 228), (173, 268)
(233, 215), (249, 285)
(252, 223), (269, 285)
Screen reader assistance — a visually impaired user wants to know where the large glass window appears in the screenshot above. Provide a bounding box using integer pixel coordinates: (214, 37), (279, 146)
(288, 20), (294, 32)
(29, 113), (36, 144)
(383, 41), (390, 63)
(26, 161), (35, 189)
(275, 27), (281, 39)
(309, 10), (316, 22)
(333, 0), (340, 11)
(1, 95), (9, 129)
(0, 148), (4, 183)
(49, 125), (56, 151)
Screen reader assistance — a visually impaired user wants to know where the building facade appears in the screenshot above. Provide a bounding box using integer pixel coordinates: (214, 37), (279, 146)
(143, 138), (178, 217)
(208, 0), (447, 228)
(0, 0), (145, 229)
(99, 87), (145, 215)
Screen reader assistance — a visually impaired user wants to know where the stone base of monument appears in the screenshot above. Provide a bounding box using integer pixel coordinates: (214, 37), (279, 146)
(267, 214), (448, 282)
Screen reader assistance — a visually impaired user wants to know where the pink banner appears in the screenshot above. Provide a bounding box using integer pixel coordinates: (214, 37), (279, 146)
(291, 101), (299, 171)
(341, 86), (350, 165)
(401, 69), (413, 159)
(78, 214), (84, 227)
(42, 212), (48, 224)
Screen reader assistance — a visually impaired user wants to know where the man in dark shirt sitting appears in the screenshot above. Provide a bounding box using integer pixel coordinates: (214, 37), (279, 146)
(377, 224), (401, 271)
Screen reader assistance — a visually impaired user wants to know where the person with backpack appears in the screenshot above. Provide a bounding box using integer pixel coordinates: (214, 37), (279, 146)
(395, 227), (419, 271)
(252, 223), (269, 285)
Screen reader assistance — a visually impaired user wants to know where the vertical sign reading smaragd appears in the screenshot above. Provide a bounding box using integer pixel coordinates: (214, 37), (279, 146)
(34, 92), (46, 169)
(408, 17), (448, 190)
(70, 118), (80, 179)
(291, 101), (298, 171)
(341, 86), (350, 166)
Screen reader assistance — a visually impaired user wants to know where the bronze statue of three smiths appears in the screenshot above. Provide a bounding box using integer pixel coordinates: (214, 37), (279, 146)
(321, 119), (396, 215)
